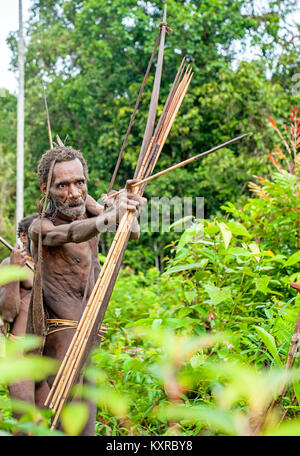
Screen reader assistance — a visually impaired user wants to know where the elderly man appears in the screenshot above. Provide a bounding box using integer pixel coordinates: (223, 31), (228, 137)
(27, 145), (145, 435)
(0, 214), (49, 412)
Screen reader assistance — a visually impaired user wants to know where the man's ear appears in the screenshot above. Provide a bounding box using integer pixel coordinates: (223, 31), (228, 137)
(40, 182), (47, 194)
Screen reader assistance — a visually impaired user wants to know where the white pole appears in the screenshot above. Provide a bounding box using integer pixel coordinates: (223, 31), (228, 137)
(16, 0), (24, 238)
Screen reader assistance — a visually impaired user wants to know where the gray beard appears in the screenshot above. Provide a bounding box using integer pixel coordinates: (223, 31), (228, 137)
(50, 194), (86, 219)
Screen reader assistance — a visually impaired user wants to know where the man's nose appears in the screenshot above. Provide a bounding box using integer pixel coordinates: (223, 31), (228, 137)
(69, 184), (81, 199)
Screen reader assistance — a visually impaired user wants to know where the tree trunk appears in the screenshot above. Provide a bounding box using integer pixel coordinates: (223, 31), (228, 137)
(16, 0), (24, 237)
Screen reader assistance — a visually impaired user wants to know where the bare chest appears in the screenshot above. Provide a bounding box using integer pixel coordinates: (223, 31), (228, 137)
(43, 238), (97, 276)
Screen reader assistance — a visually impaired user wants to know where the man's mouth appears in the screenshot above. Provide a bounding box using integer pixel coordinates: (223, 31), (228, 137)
(50, 193), (86, 218)
(67, 200), (84, 208)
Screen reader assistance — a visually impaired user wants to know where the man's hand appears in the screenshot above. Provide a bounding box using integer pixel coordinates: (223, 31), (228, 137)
(102, 186), (146, 221)
(101, 181), (146, 234)
(10, 245), (27, 267)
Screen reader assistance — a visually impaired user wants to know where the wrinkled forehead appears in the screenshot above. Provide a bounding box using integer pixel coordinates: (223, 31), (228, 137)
(52, 158), (85, 185)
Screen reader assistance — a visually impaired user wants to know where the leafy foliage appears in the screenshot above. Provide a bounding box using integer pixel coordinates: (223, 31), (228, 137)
(1, 0), (300, 437)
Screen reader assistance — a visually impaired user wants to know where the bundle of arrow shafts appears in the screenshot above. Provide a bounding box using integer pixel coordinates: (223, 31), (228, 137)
(44, 59), (193, 429)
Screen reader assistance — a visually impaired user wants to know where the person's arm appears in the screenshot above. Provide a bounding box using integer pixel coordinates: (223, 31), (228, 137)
(29, 191), (144, 247)
(29, 214), (111, 247)
(86, 187), (144, 241)
(85, 194), (104, 217)
(101, 184), (146, 241)
(0, 246), (27, 323)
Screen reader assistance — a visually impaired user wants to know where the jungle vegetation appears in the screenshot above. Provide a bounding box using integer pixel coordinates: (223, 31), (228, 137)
(0, 0), (300, 436)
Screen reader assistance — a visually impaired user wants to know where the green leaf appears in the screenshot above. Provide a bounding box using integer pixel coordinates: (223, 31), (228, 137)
(255, 276), (270, 294)
(157, 404), (238, 436)
(0, 356), (58, 383)
(225, 221), (250, 237)
(284, 251), (300, 267)
(203, 283), (232, 305)
(176, 223), (204, 251)
(0, 265), (30, 286)
(217, 222), (232, 249)
(293, 381), (300, 405)
(293, 380), (300, 406)
(163, 259), (208, 275)
(61, 402), (89, 436)
(264, 419), (300, 436)
(228, 247), (253, 257)
(254, 326), (282, 366)
(205, 224), (220, 236)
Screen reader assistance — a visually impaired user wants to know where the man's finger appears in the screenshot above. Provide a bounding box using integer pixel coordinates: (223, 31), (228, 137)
(122, 192), (146, 204)
(126, 178), (141, 186)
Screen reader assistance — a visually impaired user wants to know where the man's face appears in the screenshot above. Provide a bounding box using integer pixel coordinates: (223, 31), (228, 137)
(44, 158), (88, 220)
(19, 231), (28, 249)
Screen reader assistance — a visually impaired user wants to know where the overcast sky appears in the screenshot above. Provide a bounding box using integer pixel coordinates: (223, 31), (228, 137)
(0, 0), (31, 95)
(0, 1), (300, 95)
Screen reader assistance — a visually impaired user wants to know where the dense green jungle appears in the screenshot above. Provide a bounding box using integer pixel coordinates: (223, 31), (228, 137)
(0, 0), (300, 436)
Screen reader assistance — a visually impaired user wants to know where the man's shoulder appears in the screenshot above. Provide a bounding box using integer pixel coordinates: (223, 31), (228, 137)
(85, 195), (104, 217)
(29, 215), (56, 244)
(30, 216), (55, 231)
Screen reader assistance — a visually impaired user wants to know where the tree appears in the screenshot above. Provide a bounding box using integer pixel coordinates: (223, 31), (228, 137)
(16, 0), (25, 234)
(3, 0), (300, 267)
(0, 91), (17, 259)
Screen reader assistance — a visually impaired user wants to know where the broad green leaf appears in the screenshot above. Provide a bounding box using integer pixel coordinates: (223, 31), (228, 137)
(5, 334), (43, 356)
(239, 266), (256, 277)
(61, 402), (89, 436)
(126, 318), (154, 327)
(177, 307), (193, 318)
(0, 356), (58, 383)
(228, 247), (253, 257)
(293, 380), (300, 406)
(163, 317), (190, 329)
(254, 325), (282, 366)
(255, 276), (270, 294)
(249, 242), (260, 262)
(205, 224), (220, 236)
(157, 404), (238, 436)
(203, 283), (232, 305)
(284, 251), (300, 267)
(225, 221), (250, 237)
(264, 419), (300, 436)
(163, 259), (208, 275)
(177, 223), (204, 251)
(152, 318), (162, 329)
(0, 265), (30, 286)
(217, 222), (232, 249)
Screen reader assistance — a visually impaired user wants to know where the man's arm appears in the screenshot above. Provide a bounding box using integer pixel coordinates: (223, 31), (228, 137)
(85, 194), (104, 217)
(85, 192), (142, 240)
(29, 215), (108, 247)
(86, 193), (141, 240)
(29, 191), (144, 247)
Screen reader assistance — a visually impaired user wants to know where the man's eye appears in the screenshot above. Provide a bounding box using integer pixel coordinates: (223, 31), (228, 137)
(58, 183), (65, 188)
(78, 180), (85, 185)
